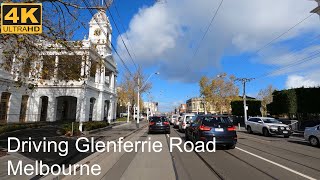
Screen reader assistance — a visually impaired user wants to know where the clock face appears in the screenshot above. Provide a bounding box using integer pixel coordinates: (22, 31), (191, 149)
(94, 28), (101, 36)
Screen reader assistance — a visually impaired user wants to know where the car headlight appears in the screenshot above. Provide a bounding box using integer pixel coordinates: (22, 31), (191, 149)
(286, 127), (291, 130)
(280, 127), (285, 130)
(270, 126), (278, 130)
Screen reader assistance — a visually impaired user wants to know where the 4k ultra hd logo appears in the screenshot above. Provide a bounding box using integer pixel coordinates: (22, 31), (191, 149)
(1, 3), (42, 34)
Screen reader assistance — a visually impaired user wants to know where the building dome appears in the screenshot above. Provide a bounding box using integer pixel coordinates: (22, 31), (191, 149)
(90, 9), (111, 26)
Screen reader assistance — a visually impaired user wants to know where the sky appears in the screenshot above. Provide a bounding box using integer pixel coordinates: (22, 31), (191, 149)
(75, 0), (320, 112)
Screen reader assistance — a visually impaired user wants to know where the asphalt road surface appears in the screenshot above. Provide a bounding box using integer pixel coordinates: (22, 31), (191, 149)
(169, 127), (320, 180)
(44, 124), (320, 180)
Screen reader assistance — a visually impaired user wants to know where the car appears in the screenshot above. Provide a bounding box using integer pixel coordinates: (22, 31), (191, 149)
(170, 114), (179, 125)
(174, 116), (182, 128)
(246, 117), (292, 138)
(185, 114), (237, 149)
(304, 124), (320, 147)
(148, 116), (170, 134)
(178, 113), (196, 132)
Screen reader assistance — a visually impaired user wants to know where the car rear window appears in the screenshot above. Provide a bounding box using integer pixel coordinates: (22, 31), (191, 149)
(186, 116), (194, 121)
(202, 116), (232, 126)
(150, 117), (167, 122)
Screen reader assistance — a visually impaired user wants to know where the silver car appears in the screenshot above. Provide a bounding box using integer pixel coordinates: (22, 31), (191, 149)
(304, 125), (320, 147)
(170, 114), (179, 125)
(178, 113), (196, 132)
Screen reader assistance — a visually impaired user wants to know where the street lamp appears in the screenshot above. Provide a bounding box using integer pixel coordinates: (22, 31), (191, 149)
(137, 72), (159, 128)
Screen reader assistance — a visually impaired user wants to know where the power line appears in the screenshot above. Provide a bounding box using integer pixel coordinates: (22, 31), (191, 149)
(256, 48), (320, 79)
(105, 1), (139, 71)
(255, 14), (314, 54)
(82, 0), (133, 77)
(188, 0), (224, 71)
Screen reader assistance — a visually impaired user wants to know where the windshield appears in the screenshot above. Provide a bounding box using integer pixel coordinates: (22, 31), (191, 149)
(202, 117), (232, 126)
(150, 117), (168, 122)
(263, 118), (281, 124)
(172, 115), (178, 118)
(186, 116), (194, 122)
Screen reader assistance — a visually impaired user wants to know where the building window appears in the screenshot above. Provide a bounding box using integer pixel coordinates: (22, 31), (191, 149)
(40, 96), (48, 122)
(90, 61), (98, 78)
(42, 56), (55, 80)
(22, 60), (31, 77)
(19, 95), (29, 123)
(89, 98), (96, 121)
(0, 92), (11, 123)
(57, 55), (82, 80)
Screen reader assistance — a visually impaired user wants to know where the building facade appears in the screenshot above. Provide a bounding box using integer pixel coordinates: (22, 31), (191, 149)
(186, 97), (217, 114)
(143, 102), (158, 116)
(0, 10), (118, 124)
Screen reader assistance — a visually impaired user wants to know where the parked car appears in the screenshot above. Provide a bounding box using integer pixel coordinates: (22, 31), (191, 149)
(246, 117), (292, 138)
(178, 113), (196, 132)
(148, 116), (170, 134)
(174, 116), (182, 128)
(170, 114), (179, 125)
(304, 124), (320, 147)
(185, 114), (237, 149)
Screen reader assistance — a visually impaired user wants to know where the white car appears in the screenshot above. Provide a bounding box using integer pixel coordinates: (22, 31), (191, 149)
(178, 113), (196, 132)
(304, 125), (320, 147)
(246, 117), (292, 138)
(174, 116), (182, 128)
(170, 114), (179, 125)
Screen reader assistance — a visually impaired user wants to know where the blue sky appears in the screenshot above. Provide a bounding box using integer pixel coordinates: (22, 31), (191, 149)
(73, 0), (320, 112)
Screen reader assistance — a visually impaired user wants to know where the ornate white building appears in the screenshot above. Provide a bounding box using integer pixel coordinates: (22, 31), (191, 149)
(0, 10), (118, 124)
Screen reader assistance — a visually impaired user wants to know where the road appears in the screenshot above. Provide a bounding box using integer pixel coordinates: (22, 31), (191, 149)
(170, 128), (320, 180)
(42, 124), (320, 180)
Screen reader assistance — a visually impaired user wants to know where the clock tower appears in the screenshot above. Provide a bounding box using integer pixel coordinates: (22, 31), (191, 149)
(88, 9), (112, 57)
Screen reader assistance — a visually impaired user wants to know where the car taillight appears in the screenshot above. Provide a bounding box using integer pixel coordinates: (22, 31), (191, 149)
(227, 126), (236, 131)
(163, 121), (169, 125)
(199, 125), (211, 131)
(149, 122), (155, 125)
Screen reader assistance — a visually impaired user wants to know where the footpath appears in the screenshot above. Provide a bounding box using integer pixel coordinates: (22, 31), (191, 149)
(44, 120), (176, 180)
(0, 121), (144, 180)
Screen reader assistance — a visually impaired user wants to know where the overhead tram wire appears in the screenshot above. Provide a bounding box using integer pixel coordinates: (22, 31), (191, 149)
(113, 1), (139, 60)
(105, 0), (139, 71)
(255, 14), (314, 54)
(187, 0), (224, 72)
(82, 0), (133, 77)
(255, 48), (320, 80)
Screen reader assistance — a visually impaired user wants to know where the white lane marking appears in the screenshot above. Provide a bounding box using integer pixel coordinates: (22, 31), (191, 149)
(235, 147), (317, 180)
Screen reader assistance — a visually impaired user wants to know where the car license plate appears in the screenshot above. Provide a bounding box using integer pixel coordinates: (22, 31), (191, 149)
(215, 128), (224, 132)
(156, 122), (161, 125)
(283, 131), (288, 133)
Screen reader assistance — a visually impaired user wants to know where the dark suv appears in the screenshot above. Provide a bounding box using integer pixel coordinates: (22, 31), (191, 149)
(185, 114), (237, 149)
(148, 116), (170, 134)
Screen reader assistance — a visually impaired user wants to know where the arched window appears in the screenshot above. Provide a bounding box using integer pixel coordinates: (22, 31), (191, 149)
(40, 96), (49, 122)
(89, 98), (96, 121)
(0, 92), (11, 123)
(19, 95), (29, 123)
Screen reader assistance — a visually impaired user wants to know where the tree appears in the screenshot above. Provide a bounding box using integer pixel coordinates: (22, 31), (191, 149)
(117, 68), (152, 116)
(0, 0), (112, 85)
(257, 85), (275, 116)
(199, 73), (239, 114)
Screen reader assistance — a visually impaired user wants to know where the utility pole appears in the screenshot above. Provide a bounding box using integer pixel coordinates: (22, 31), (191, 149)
(127, 103), (130, 123)
(236, 78), (255, 123)
(137, 77), (140, 128)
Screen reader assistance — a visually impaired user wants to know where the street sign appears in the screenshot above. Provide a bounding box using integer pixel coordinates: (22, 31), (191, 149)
(1, 3), (42, 34)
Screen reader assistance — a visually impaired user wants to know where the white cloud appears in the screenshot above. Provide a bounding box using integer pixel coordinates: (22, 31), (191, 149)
(285, 74), (320, 89)
(117, 0), (320, 82)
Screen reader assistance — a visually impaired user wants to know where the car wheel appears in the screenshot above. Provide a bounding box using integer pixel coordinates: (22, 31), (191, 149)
(263, 128), (270, 137)
(247, 126), (252, 134)
(148, 131), (152, 134)
(309, 136), (319, 147)
(227, 144), (236, 149)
